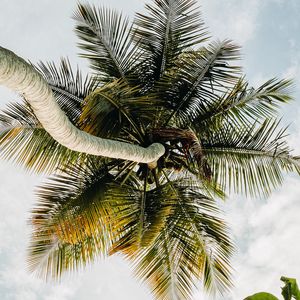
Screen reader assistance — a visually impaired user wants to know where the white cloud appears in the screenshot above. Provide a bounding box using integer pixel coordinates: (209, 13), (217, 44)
(282, 57), (300, 89)
(194, 176), (300, 300)
(225, 177), (300, 299)
(200, 0), (262, 46)
(200, 0), (297, 47)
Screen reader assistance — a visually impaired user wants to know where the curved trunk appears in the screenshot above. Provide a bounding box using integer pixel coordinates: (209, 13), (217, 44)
(0, 47), (165, 164)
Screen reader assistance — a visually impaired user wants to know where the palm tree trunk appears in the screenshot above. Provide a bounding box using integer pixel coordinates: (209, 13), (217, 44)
(0, 47), (165, 164)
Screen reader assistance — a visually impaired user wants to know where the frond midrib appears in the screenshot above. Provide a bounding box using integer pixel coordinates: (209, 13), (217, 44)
(165, 43), (225, 126)
(204, 147), (300, 165)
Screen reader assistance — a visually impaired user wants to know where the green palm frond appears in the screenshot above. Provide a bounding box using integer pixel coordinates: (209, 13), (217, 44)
(0, 101), (87, 173)
(135, 229), (189, 300)
(28, 160), (114, 277)
(133, 0), (208, 82)
(109, 181), (176, 255)
(74, 4), (139, 81)
(35, 58), (97, 123)
(28, 229), (106, 280)
(156, 40), (241, 126)
(203, 119), (300, 197)
(174, 188), (233, 294)
(80, 79), (152, 141)
(29, 159), (232, 297)
(133, 182), (233, 299)
(195, 78), (293, 131)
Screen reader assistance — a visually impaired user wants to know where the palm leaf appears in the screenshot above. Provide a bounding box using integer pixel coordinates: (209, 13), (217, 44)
(28, 229), (106, 280)
(133, 0), (208, 82)
(0, 101), (87, 173)
(203, 119), (300, 197)
(132, 181), (233, 299)
(80, 80), (148, 141)
(109, 180), (176, 255)
(195, 77), (293, 131)
(34, 58), (97, 123)
(74, 4), (139, 81)
(28, 160), (115, 278)
(154, 40), (241, 126)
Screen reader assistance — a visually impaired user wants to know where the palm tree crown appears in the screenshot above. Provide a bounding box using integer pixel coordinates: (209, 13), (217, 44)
(0, 1), (299, 299)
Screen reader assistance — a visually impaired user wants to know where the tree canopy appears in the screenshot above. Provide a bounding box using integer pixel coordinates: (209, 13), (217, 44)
(0, 1), (299, 299)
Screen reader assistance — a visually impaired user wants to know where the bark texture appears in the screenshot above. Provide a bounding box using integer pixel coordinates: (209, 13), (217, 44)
(0, 47), (165, 163)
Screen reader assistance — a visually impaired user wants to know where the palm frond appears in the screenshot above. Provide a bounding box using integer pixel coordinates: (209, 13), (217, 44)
(155, 40), (241, 126)
(109, 181), (176, 255)
(2, 1), (299, 299)
(135, 229), (187, 300)
(28, 230), (106, 280)
(132, 181), (233, 299)
(133, 0), (208, 82)
(80, 80), (148, 141)
(195, 78), (293, 131)
(203, 119), (300, 197)
(74, 4), (138, 81)
(0, 101), (87, 173)
(28, 160), (114, 278)
(35, 58), (97, 123)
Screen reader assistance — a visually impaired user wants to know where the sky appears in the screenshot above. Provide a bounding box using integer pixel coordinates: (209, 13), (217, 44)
(0, 0), (300, 299)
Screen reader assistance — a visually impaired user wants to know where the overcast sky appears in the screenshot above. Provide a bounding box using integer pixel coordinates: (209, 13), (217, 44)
(0, 1), (300, 299)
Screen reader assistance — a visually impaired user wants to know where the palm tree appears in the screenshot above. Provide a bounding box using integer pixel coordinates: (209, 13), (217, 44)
(0, 0), (299, 299)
